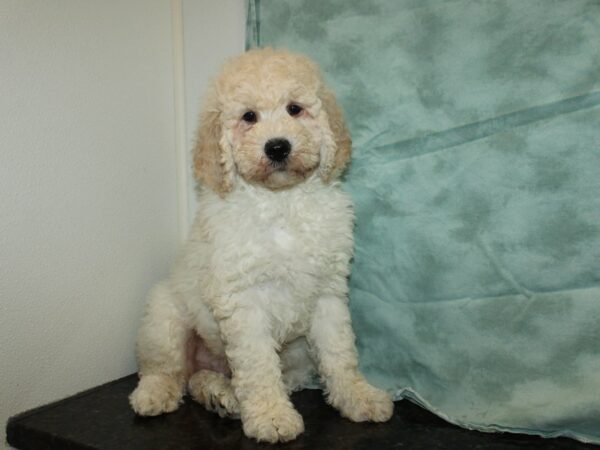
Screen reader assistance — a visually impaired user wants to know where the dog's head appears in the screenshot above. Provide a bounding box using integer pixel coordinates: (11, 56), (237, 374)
(193, 48), (351, 195)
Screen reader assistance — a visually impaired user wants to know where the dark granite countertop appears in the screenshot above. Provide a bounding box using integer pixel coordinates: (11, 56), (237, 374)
(6, 374), (595, 449)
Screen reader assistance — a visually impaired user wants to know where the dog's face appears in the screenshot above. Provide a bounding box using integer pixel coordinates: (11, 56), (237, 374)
(193, 49), (351, 194)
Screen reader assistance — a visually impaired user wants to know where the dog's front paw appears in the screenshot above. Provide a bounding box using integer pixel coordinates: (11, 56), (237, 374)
(129, 374), (182, 416)
(330, 379), (394, 423)
(242, 401), (304, 443)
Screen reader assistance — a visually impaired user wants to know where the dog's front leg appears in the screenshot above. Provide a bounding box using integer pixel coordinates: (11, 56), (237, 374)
(309, 295), (394, 422)
(218, 303), (304, 443)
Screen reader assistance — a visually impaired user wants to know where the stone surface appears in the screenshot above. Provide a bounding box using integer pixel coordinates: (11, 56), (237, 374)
(6, 374), (596, 449)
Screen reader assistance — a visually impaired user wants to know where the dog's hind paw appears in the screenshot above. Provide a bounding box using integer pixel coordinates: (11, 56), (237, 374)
(188, 370), (240, 418)
(129, 374), (182, 416)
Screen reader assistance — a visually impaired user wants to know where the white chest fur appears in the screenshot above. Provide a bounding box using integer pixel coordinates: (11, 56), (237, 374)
(187, 177), (354, 340)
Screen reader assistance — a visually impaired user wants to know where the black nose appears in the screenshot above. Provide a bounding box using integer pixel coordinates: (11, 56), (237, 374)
(264, 138), (291, 162)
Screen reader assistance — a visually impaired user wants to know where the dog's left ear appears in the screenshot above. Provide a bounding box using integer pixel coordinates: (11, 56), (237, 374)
(319, 87), (352, 182)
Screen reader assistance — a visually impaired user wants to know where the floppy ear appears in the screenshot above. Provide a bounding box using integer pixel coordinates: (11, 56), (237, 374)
(319, 87), (352, 182)
(192, 99), (234, 196)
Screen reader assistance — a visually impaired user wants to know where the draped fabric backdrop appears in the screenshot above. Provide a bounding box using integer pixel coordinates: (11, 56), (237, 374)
(246, 0), (600, 443)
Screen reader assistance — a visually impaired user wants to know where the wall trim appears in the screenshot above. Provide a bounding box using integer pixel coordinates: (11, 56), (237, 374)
(170, 0), (190, 242)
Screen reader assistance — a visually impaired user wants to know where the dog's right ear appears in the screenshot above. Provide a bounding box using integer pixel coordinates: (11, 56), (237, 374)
(192, 100), (234, 196)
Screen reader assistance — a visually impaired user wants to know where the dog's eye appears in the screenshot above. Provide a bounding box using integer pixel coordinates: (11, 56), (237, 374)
(287, 103), (303, 117)
(242, 111), (257, 123)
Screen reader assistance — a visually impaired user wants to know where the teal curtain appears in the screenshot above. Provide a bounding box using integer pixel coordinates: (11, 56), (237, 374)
(247, 0), (600, 443)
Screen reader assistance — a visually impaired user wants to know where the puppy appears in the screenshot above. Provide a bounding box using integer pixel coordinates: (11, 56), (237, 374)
(129, 48), (393, 443)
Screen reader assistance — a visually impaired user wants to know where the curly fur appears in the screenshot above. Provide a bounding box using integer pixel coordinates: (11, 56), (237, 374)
(129, 48), (393, 443)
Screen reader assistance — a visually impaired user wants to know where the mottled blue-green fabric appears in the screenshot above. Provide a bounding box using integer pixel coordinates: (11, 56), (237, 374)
(247, 0), (600, 443)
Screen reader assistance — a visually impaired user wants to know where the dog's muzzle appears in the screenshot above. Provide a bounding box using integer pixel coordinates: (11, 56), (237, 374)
(264, 138), (291, 163)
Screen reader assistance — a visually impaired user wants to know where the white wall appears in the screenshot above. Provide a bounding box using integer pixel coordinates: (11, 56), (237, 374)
(1, 0), (246, 446)
(181, 0), (246, 224)
(0, 1), (179, 447)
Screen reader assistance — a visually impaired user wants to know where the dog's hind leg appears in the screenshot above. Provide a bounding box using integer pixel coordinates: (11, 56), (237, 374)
(188, 370), (240, 418)
(186, 328), (238, 417)
(129, 282), (188, 416)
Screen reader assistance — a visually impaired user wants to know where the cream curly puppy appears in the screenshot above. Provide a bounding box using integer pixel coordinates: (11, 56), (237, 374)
(129, 48), (393, 443)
